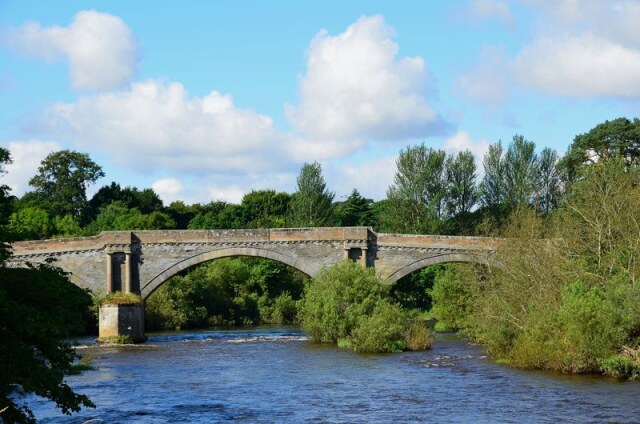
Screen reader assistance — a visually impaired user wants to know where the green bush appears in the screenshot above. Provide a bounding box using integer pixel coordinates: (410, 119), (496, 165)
(350, 300), (407, 353)
(598, 354), (640, 380)
(145, 257), (307, 330)
(100, 291), (142, 305)
(300, 260), (419, 353)
(267, 292), (298, 324)
(430, 264), (481, 331)
(405, 322), (433, 351)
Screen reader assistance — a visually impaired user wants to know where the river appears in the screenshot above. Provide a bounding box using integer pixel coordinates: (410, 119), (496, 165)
(27, 326), (640, 423)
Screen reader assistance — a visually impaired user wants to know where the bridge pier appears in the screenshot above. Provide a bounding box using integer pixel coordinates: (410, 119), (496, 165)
(98, 303), (146, 343)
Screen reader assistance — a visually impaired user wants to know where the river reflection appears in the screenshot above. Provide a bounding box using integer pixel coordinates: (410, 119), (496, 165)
(28, 327), (640, 423)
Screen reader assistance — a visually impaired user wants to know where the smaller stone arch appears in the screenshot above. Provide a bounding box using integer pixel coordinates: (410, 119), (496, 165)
(140, 246), (315, 300)
(384, 252), (490, 284)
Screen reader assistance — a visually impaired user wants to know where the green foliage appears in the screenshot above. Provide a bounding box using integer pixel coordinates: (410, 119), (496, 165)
(386, 144), (446, 234)
(535, 148), (562, 214)
(0, 265), (95, 423)
(88, 182), (164, 222)
(100, 291), (142, 305)
(404, 322), (433, 351)
(165, 201), (199, 229)
(445, 150), (478, 217)
(350, 300), (408, 353)
(480, 141), (505, 209)
(504, 134), (538, 207)
(27, 150), (104, 221)
(145, 257), (307, 330)
(480, 136), (563, 226)
(560, 117), (640, 182)
(187, 202), (248, 229)
(391, 265), (444, 311)
(8, 206), (52, 240)
(288, 161), (334, 227)
(265, 292), (298, 324)
(300, 260), (412, 353)
(52, 214), (83, 238)
(430, 264), (482, 332)
(97, 335), (135, 345)
(86, 201), (176, 233)
(334, 189), (376, 227)
(241, 189), (291, 228)
(598, 354), (640, 380)
(466, 164), (640, 377)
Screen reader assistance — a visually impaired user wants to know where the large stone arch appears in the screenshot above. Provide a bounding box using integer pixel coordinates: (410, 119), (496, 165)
(140, 246), (315, 300)
(384, 252), (490, 284)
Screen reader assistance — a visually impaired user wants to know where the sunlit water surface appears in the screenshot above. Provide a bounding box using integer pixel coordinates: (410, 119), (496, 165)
(27, 327), (640, 423)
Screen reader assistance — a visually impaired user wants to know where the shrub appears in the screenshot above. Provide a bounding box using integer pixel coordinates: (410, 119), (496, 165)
(268, 292), (298, 324)
(100, 291), (141, 305)
(598, 355), (640, 380)
(405, 322), (433, 351)
(430, 264), (481, 331)
(350, 300), (407, 353)
(300, 260), (420, 353)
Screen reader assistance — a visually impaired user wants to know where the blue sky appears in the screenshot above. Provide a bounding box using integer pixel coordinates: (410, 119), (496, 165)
(1, 1), (639, 204)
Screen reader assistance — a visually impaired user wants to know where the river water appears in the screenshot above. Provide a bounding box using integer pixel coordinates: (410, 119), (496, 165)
(28, 327), (640, 423)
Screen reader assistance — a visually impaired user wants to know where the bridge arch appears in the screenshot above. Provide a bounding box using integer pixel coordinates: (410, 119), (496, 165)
(384, 252), (490, 284)
(140, 246), (315, 300)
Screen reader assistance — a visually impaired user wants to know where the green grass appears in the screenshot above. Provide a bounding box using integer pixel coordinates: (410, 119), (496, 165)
(100, 291), (142, 305)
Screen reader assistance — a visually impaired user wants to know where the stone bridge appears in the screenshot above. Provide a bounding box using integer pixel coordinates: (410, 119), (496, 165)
(9, 227), (498, 341)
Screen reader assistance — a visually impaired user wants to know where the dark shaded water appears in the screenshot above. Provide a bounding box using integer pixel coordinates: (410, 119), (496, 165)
(28, 327), (640, 423)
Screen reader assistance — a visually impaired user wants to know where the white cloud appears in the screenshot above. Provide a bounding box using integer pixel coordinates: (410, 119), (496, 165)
(1, 140), (61, 196)
(325, 156), (397, 201)
(458, 0), (640, 101)
(455, 46), (510, 106)
(286, 15), (448, 153)
(513, 35), (640, 97)
(152, 177), (185, 204)
(35, 80), (296, 175)
(468, 0), (514, 25)
(4, 10), (139, 91)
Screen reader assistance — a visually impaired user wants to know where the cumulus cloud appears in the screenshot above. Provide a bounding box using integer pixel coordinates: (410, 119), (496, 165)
(458, 0), (640, 101)
(4, 10), (139, 91)
(324, 156), (397, 201)
(1, 140), (61, 196)
(286, 15), (449, 153)
(33, 80), (296, 174)
(513, 34), (640, 97)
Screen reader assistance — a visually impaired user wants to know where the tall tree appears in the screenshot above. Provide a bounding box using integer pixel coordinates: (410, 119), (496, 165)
(386, 144), (446, 234)
(560, 117), (640, 182)
(335, 189), (375, 227)
(288, 162), (334, 227)
(0, 148), (95, 422)
(445, 150), (478, 217)
(535, 147), (562, 214)
(28, 150), (104, 222)
(0, 148), (13, 263)
(503, 134), (538, 207)
(241, 190), (291, 228)
(480, 141), (505, 209)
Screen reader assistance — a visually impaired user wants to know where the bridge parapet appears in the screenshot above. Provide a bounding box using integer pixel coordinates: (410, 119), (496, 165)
(377, 233), (499, 251)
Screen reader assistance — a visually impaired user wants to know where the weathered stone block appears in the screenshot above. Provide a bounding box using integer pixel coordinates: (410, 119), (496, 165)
(98, 303), (146, 343)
